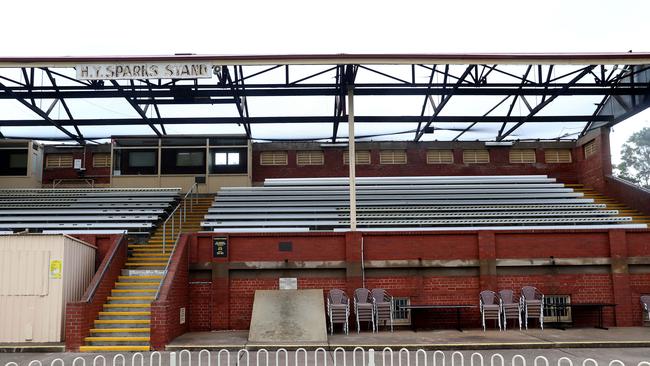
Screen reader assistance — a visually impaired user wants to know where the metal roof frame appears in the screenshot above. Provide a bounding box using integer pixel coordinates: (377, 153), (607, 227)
(1, 53), (650, 144)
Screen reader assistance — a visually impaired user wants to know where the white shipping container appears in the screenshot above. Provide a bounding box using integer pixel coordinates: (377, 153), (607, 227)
(0, 234), (96, 343)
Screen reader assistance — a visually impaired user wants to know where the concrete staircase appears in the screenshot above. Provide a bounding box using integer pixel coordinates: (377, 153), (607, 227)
(567, 184), (650, 225)
(79, 195), (214, 352)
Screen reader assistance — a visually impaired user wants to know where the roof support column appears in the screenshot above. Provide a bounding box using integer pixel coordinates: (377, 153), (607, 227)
(347, 86), (357, 231)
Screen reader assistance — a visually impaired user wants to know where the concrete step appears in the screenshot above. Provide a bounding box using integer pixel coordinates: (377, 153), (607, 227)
(79, 345), (150, 352)
(98, 311), (151, 320)
(121, 269), (165, 276)
(127, 257), (171, 262)
(84, 336), (150, 346)
(93, 319), (150, 328)
(89, 328), (150, 337)
(103, 304), (150, 311)
(115, 282), (159, 289)
(125, 262), (168, 267)
(131, 252), (171, 257)
(106, 296), (154, 304)
(111, 289), (156, 296)
(117, 275), (162, 282)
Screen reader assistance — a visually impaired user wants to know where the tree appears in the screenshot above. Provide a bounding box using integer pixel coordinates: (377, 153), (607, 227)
(616, 127), (650, 188)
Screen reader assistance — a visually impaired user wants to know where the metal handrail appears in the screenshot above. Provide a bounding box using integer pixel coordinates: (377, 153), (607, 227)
(154, 233), (182, 300)
(162, 183), (198, 253)
(607, 175), (650, 194)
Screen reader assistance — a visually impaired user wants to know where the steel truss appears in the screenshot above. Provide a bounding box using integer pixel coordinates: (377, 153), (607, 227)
(1, 61), (650, 143)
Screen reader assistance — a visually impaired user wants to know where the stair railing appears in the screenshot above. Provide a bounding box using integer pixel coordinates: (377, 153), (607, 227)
(162, 183), (198, 254)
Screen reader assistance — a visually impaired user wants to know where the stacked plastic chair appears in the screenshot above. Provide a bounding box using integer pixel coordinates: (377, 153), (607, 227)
(371, 288), (394, 332)
(354, 288), (376, 333)
(327, 289), (350, 335)
(521, 286), (545, 329)
(499, 289), (522, 330)
(641, 295), (650, 324)
(479, 290), (502, 331)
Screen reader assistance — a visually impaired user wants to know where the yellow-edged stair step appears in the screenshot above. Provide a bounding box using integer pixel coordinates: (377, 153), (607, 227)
(125, 262), (168, 266)
(115, 282), (160, 287)
(98, 311), (151, 316)
(95, 319), (150, 325)
(90, 328), (150, 333)
(80, 346), (150, 352)
(106, 296), (155, 301)
(85, 337), (150, 342)
(112, 289), (156, 293)
(103, 303), (150, 309)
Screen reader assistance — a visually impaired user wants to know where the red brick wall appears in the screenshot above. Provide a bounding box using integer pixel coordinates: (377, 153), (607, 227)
(42, 146), (110, 185)
(181, 229), (650, 338)
(189, 282), (211, 331)
(576, 130), (612, 192)
(72, 234), (123, 269)
(150, 234), (190, 350)
(65, 234), (127, 351)
(604, 176), (650, 216)
(252, 144), (580, 184)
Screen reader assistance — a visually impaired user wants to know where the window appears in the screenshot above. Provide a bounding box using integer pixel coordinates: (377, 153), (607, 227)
(544, 295), (572, 323)
(46, 154), (73, 168)
(545, 149), (572, 163)
(296, 151), (324, 166)
(463, 149), (490, 164)
(128, 151), (156, 167)
(426, 150), (453, 164)
(92, 153), (111, 168)
(0, 150), (28, 176)
(509, 149), (536, 164)
(260, 151), (288, 166)
(379, 150), (407, 164)
(214, 152), (240, 165)
(9, 152), (27, 169)
(392, 297), (411, 325)
(343, 150), (371, 165)
(584, 140), (598, 158)
(176, 151), (204, 167)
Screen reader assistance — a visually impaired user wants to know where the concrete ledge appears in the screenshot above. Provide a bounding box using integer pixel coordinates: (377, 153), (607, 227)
(0, 343), (65, 353)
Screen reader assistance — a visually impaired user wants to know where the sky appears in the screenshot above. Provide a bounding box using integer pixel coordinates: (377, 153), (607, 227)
(2, 0), (650, 163)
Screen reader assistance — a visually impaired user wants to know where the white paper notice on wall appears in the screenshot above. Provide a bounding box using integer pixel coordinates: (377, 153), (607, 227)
(180, 307), (186, 324)
(279, 277), (297, 290)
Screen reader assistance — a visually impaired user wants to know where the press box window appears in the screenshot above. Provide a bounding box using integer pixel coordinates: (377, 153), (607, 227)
(426, 150), (453, 164)
(214, 152), (240, 165)
(545, 149), (572, 163)
(120, 150), (158, 175)
(92, 153), (111, 168)
(343, 151), (371, 165)
(463, 150), (490, 164)
(379, 150), (407, 165)
(509, 149), (536, 164)
(296, 151), (324, 166)
(161, 149), (205, 174)
(46, 154), (73, 169)
(260, 151), (288, 166)
(0, 150), (28, 176)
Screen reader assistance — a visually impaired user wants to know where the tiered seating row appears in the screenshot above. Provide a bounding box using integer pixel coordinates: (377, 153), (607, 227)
(0, 188), (181, 234)
(202, 176), (646, 232)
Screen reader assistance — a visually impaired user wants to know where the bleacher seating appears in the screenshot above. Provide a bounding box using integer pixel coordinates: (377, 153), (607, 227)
(0, 188), (181, 234)
(202, 175), (647, 232)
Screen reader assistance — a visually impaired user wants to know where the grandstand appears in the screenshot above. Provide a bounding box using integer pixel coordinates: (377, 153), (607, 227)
(1, 53), (650, 351)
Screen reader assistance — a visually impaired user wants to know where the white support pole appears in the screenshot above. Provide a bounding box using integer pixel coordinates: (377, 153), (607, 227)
(348, 87), (357, 231)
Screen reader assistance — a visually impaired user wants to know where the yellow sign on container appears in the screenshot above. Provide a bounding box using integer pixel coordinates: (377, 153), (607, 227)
(49, 260), (62, 279)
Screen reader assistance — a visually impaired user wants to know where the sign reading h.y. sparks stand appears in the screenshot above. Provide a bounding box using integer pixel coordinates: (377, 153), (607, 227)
(76, 62), (213, 80)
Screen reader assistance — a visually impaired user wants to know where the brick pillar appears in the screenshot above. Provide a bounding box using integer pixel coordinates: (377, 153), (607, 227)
(345, 231), (363, 294)
(478, 231), (497, 290)
(211, 262), (230, 330)
(609, 229), (634, 326)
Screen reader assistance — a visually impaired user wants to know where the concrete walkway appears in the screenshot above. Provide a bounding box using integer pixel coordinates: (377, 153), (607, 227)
(167, 327), (650, 350)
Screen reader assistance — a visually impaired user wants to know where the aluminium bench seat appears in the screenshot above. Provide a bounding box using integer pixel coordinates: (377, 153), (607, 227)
(214, 192), (584, 202)
(202, 216), (633, 228)
(204, 210), (622, 221)
(0, 209), (166, 215)
(0, 222), (152, 229)
(0, 215), (159, 222)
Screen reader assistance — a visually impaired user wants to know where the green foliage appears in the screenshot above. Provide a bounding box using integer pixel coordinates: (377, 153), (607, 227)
(616, 127), (650, 188)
